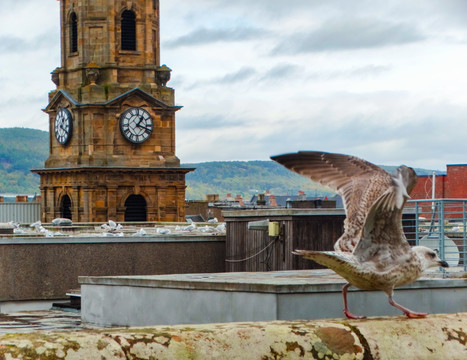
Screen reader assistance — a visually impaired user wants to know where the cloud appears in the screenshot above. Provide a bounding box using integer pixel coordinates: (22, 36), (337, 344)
(165, 26), (270, 48)
(176, 67), (257, 90)
(260, 63), (303, 82)
(272, 17), (426, 54)
(211, 67), (257, 85)
(250, 99), (467, 170)
(0, 33), (57, 54)
(175, 88), (467, 171)
(180, 63), (302, 89)
(178, 114), (249, 131)
(1, 0), (35, 6)
(307, 65), (392, 80)
(0, 36), (28, 53)
(179, 62), (388, 91)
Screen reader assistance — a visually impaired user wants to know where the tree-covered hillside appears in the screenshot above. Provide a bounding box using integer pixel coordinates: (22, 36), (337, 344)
(183, 161), (335, 200)
(0, 128), (440, 199)
(182, 162), (439, 201)
(0, 128), (48, 194)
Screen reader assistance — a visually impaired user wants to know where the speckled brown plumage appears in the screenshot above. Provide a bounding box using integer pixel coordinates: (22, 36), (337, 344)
(272, 151), (448, 318)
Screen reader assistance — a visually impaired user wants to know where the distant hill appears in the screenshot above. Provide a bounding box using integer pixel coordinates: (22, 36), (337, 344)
(183, 161), (336, 200)
(0, 128), (440, 199)
(0, 128), (48, 194)
(182, 161), (439, 201)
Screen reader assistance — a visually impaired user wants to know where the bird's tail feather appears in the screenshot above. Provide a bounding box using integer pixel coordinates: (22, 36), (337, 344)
(293, 250), (358, 274)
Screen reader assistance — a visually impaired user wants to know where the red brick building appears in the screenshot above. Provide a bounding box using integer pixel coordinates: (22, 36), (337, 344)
(410, 164), (467, 220)
(411, 164), (467, 200)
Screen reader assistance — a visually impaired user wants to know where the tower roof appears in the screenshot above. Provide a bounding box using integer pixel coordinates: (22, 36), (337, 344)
(44, 88), (182, 113)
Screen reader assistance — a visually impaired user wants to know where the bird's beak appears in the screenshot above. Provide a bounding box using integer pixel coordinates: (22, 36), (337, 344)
(438, 260), (449, 268)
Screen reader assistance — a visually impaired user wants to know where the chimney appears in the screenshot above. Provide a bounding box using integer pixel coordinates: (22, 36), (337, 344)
(257, 194), (266, 206)
(235, 194), (244, 206)
(16, 195), (28, 203)
(206, 194), (219, 202)
(269, 195), (278, 207)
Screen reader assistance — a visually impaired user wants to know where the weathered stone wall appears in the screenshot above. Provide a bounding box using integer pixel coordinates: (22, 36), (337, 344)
(35, 167), (191, 222)
(57, 0), (161, 91)
(0, 313), (465, 359)
(44, 93), (180, 169)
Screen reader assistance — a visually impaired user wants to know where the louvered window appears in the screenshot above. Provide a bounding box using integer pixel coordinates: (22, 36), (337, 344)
(121, 10), (136, 51)
(70, 12), (78, 53)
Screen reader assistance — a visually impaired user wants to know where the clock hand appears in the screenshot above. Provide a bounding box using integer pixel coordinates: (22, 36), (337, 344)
(137, 124), (152, 131)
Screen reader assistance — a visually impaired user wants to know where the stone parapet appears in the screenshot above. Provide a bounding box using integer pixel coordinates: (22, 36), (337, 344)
(0, 313), (465, 359)
(0, 236), (225, 303)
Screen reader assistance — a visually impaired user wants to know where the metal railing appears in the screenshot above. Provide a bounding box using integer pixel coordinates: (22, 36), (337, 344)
(403, 199), (467, 271)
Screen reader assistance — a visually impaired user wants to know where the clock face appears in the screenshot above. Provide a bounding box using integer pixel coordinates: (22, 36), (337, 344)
(54, 108), (73, 145)
(119, 107), (153, 144)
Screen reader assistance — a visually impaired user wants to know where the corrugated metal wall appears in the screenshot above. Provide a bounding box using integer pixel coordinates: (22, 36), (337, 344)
(0, 203), (41, 223)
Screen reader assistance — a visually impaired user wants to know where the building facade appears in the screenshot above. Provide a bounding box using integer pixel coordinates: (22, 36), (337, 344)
(33, 0), (192, 222)
(410, 165), (467, 200)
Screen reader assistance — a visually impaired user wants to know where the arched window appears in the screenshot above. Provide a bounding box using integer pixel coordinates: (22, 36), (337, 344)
(60, 195), (72, 220)
(70, 12), (78, 53)
(121, 10), (136, 51)
(124, 195), (147, 221)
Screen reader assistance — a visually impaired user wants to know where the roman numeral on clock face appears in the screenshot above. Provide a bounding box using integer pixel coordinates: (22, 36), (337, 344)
(119, 107), (154, 144)
(54, 108), (73, 145)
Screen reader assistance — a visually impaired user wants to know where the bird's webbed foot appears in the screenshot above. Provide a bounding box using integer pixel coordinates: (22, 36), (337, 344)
(388, 295), (428, 318)
(403, 310), (428, 318)
(344, 309), (366, 320)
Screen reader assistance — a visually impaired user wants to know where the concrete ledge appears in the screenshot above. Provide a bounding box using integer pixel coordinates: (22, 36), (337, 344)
(79, 269), (467, 293)
(0, 313), (465, 359)
(0, 235), (225, 245)
(80, 270), (467, 326)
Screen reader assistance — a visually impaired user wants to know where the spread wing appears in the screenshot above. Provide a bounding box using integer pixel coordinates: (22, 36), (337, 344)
(353, 165), (418, 265)
(271, 151), (394, 251)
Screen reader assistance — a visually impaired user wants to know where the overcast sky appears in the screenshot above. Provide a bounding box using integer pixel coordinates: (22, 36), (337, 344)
(2, 1), (467, 170)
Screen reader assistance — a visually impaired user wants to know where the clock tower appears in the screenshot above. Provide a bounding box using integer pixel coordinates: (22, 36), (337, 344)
(33, 0), (193, 223)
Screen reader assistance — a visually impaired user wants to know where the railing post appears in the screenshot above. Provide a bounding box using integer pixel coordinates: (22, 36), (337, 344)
(414, 200), (420, 245)
(439, 200), (445, 261)
(463, 201), (467, 271)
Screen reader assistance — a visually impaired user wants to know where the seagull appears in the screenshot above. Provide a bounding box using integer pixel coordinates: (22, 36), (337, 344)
(271, 151), (449, 319)
(156, 227), (171, 235)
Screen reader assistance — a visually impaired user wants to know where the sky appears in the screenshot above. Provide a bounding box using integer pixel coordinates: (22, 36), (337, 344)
(2, 1), (467, 170)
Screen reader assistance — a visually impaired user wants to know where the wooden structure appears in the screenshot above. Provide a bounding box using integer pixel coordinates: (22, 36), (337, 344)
(224, 209), (346, 272)
(32, 0), (192, 222)
(224, 209), (416, 272)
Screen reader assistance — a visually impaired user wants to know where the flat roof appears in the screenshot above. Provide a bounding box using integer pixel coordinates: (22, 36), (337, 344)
(79, 269), (466, 294)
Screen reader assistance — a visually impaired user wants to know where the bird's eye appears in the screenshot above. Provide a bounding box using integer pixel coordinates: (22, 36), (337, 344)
(429, 252), (436, 258)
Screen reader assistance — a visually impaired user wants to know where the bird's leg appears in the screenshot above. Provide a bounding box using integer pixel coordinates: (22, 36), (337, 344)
(388, 295), (428, 318)
(342, 283), (366, 319)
